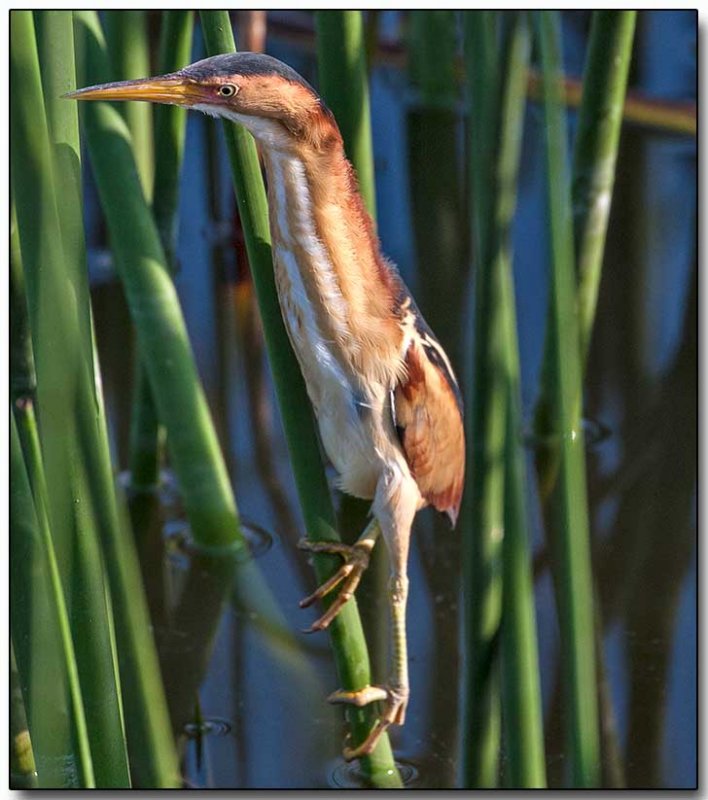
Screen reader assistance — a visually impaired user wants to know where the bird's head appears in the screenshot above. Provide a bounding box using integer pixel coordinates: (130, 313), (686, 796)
(67, 52), (339, 152)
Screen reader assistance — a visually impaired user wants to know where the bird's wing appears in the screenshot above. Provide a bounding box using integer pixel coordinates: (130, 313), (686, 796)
(393, 338), (465, 526)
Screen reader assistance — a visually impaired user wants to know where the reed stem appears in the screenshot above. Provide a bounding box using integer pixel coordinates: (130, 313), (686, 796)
(494, 14), (546, 788)
(315, 11), (377, 218)
(11, 406), (95, 788)
(103, 11), (153, 195)
(461, 10), (503, 788)
(572, 11), (637, 364)
(535, 11), (600, 786)
(128, 11), (194, 494)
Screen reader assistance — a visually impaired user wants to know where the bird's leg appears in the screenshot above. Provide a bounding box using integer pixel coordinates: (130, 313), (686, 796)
(297, 517), (380, 632)
(329, 472), (418, 760)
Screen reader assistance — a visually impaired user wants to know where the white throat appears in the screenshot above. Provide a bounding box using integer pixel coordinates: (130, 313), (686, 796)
(192, 104), (293, 152)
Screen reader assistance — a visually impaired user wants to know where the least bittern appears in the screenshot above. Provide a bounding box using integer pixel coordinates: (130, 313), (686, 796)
(69, 53), (465, 760)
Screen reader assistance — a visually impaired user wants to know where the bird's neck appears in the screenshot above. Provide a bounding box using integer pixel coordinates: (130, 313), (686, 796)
(260, 142), (406, 385)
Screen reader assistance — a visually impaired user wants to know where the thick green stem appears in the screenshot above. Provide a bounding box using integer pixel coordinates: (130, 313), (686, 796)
(315, 11), (377, 217)
(535, 11), (600, 787)
(494, 16), (546, 787)
(461, 11), (503, 788)
(199, 11), (401, 787)
(11, 405), (95, 788)
(129, 11), (194, 497)
(572, 11), (636, 363)
(103, 11), (153, 195)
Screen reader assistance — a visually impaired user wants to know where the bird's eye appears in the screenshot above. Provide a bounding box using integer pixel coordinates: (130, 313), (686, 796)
(218, 84), (238, 98)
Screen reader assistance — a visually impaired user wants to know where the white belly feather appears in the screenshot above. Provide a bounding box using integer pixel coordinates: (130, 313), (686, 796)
(267, 152), (390, 499)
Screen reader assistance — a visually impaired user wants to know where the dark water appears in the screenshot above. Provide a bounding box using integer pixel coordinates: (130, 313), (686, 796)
(89, 11), (696, 788)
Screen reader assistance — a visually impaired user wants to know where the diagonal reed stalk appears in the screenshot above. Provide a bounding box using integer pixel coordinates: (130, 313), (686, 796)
(571, 11), (637, 365)
(103, 11), (154, 195)
(534, 10), (599, 786)
(461, 10), (503, 788)
(128, 10), (193, 527)
(315, 11), (377, 218)
(199, 11), (401, 787)
(128, 12), (194, 493)
(493, 14), (546, 788)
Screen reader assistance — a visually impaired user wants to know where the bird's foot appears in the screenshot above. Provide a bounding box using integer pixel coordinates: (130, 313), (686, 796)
(297, 538), (373, 632)
(328, 683), (409, 760)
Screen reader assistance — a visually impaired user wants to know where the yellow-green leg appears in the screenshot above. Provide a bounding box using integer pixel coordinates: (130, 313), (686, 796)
(330, 574), (410, 760)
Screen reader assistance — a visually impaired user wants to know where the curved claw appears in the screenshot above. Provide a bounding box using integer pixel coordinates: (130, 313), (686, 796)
(330, 684), (409, 761)
(297, 538), (372, 631)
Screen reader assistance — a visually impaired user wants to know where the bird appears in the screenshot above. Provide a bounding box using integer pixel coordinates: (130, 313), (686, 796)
(68, 52), (465, 761)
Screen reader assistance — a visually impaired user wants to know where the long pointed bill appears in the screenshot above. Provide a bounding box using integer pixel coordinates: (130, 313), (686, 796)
(64, 74), (206, 106)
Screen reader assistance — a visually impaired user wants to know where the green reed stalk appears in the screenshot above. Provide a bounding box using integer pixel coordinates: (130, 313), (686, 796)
(408, 10), (467, 365)
(11, 408), (95, 788)
(33, 11), (179, 785)
(10, 201), (93, 788)
(199, 11), (402, 787)
(129, 11), (194, 496)
(493, 15), (546, 788)
(535, 11), (599, 786)
(461, 10), (503, 788)
(315, 11), (376, 217)
(152, 11), (194, 269)
(103, 11), (153, 195)
(572, 11), (636, 363)
(74, 9), (243, 553)
(13, 12), (131, 786)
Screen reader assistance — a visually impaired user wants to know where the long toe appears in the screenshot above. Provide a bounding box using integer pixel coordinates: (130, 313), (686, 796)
(328, 685), (389, 706)
(298, 540), (371, 629)
(331, 684), (409, 761)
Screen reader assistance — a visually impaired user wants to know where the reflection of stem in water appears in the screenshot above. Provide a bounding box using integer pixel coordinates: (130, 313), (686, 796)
(230, 605), (248, 786)
(159, 551), (237, 735)
(623, 259), (696, 787)
(406, 19), (466, 783)
(415, 510), (460, 787)
(594, 604), (624, 788)
(129, 483), (168, 630)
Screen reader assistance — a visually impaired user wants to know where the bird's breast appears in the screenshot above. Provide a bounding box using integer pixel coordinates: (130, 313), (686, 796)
(263, 150), (406, 499)
(265, 152), (356, 398)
